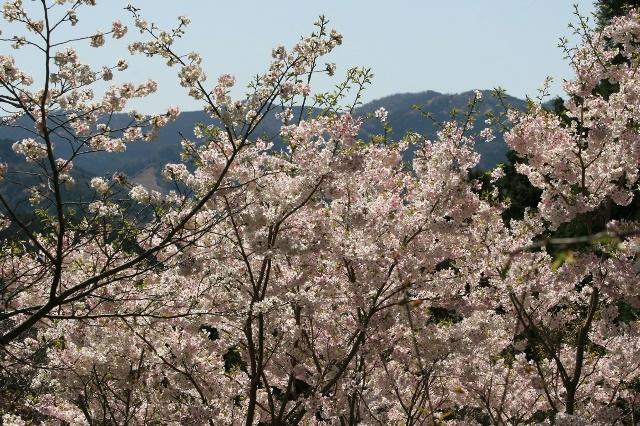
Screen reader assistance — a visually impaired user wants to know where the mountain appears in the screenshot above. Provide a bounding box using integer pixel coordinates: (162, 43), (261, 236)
(0, 137), (95, 215)
(0, 90), (527, 188)
(357, 90), (526, 169)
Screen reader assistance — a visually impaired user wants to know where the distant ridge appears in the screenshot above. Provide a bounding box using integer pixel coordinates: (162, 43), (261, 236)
(0, 90), (527, 187)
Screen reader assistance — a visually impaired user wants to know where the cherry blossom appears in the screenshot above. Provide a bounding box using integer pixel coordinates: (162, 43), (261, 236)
(0, 2), (639, 425)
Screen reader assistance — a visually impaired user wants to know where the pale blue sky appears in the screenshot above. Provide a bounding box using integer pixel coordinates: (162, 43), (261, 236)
(7, 1), (598, 112)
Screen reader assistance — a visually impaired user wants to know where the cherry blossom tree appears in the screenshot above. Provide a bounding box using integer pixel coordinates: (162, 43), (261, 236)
(0, 0), (343, 346)
(1, 1), (640, 425)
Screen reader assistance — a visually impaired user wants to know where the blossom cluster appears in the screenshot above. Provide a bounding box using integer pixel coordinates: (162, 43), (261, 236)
(1, 2), (640, 425)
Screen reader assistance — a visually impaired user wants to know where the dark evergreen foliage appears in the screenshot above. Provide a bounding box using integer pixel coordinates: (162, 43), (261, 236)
(595, 0), (640, 28)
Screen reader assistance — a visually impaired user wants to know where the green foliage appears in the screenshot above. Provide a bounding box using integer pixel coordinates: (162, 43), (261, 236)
(595, 0), (640, 28)
(223, 346), (247, 374)
(492, 151), (542, 224)
(427, 306), (463, 326)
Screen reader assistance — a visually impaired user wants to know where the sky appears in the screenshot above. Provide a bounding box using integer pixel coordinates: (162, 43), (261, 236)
(7, 1), (598, 112)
